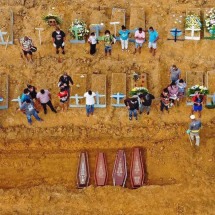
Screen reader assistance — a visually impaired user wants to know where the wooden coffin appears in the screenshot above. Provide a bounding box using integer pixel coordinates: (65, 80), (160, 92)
(130, 148), (144, 189)
(112, 150), (127, 187)
(77, 152), (90, 188)
(94, 152), (108, 186)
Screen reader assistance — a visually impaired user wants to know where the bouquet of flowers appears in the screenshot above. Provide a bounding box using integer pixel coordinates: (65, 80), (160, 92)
(185, 14), (202, 30)
(205, 8), (215, 32)
(130, 87), (149, 96)
(187, 85), (209, 96)
(69, 19), (89, 40)
(42, 14), (62, 25)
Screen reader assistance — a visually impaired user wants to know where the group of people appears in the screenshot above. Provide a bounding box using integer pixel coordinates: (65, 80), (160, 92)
(20, 26), (159, 61)
(87, 26), (159, 56)
(19, 72), (74, 125)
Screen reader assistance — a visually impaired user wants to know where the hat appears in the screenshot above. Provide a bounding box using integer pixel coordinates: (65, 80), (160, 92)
(190, 115), (195, 120)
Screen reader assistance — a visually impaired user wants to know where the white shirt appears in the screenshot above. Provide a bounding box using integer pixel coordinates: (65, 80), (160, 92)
(36, 90), (50, 103)
(88, 35), (97, 45)
(84, 92), (96, 105)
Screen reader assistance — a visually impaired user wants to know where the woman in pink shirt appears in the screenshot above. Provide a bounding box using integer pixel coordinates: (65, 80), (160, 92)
(167, 82), (179, 106)
(134, 28), (145, 54)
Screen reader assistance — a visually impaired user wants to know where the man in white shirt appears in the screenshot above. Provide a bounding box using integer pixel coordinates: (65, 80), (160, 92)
(84, 90), (96, 117)
(36, 89), (57, 114)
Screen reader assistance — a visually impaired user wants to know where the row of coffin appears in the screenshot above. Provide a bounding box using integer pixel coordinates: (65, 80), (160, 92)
(77, 148), (145, 189)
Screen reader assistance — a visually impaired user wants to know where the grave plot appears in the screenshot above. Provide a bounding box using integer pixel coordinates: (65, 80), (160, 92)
(0, 9), (13, 45)
(111, 73), (126, 107)
(91, 74), (106, 108)
(110, 8), (126, 38)
(206, 71), (215, 105)
(185, 8), (201, 41)
(203, 8), (215, 40)
(89, 11), (106, 40)
(130, 73), (148, 90)
(129, 7), (145, 42)
(186, 71), (204, 105)
(0, 74), (8, 110)
(70, 74), (87, 108)
(167, 11), (185, 42)
(70, 12), (89, 44)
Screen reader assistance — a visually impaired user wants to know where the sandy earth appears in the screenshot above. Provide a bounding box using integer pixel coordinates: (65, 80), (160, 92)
(0, 0), (215, 214)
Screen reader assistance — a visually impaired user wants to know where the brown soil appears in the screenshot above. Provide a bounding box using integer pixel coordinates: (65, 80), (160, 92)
(0, 0), (215, 214)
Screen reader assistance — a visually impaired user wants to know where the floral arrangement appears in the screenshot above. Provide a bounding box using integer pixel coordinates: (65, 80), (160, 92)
(187, 85), (209, 96)
(130, 87), (149, 96)
(185, 14), (202, 30)
(69, 19), (89, 40)
(42, 14), (62, 25)
(205, 8), (215, 32)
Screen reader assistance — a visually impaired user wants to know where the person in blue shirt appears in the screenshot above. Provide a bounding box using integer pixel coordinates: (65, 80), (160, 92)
(119, 25), (130, 51)
(21, 88), (31, 103)
(148, 26), (159, 56)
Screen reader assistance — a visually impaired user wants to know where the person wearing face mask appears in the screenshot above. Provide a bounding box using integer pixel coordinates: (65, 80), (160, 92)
(103, 30), (114, 56)
(119, 25), (130, 51)
(58, 72), (74, 98)
(20, 36), (34, 62)
(52, 26), (66, 54)
(134, 27), (145, 54)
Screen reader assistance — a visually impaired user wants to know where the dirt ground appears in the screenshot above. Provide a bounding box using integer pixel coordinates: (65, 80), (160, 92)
(0, 0), (215, 214)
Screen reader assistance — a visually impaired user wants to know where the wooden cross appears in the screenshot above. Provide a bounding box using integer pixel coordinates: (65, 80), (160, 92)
(0, 30), (8, 45)
(95, 92), (106, 108)
(90, 24), (104, 40)
(170, 28), (183, 42)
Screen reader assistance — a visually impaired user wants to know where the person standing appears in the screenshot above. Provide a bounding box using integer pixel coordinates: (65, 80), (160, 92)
(58, 72), (74, 97)
(139, 92), (155, 115)
(160, 88), (170, 113)
(19, 99), (43, 125)
(167, 81), (179, 106)
(148, 27), (159, 56)
(176, 79), (187, 100)
(52, 26), (66, 54)
(88, 32), (97, 55)
(103, 30), (114, 56)
(119, 25), (130, 51)
(187, 115), (202, 147)
(58, 88), (69, 112)
(21, 88), (32, 103)
(134, 28), (145, 54)
(124, 97), (139, 120)
(36, 89), (57, 114)
(84, 90), (96, 117)
(191, 92), (204, 118)
(20, 36), (34, 62)
(170, 65), (181, 82)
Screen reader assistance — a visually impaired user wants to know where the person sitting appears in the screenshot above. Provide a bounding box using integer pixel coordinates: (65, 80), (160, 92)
(160, 88), (170, 113)
(167, 81), (179, 106)
(124, 96), (139, 120)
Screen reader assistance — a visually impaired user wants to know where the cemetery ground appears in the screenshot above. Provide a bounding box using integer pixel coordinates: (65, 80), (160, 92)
(0, 0), (215, 214)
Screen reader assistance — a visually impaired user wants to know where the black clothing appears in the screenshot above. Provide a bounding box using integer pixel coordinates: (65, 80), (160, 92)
(139, 93), (155, 106)
(59, 75), (74, 88)
(28, 86), (37, 100)
(160, 93), (169, 112)
(52, 30), (66, 45)
(41, 100), (57, 114)
(124, 98), (139, 110)
(90, 44), (96, 55)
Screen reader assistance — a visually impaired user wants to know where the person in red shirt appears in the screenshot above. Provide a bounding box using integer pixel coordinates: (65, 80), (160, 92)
(58, 88), (69, 112)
